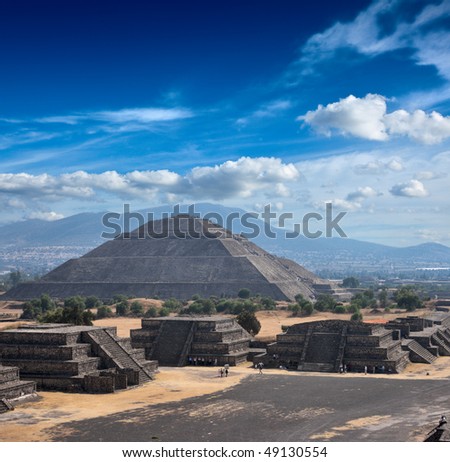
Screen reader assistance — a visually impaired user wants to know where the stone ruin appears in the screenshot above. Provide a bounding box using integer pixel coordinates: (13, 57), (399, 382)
(257, 310), (450, 374)
(0, 363), (36, 413)
(0, 324), (158, 393)
(258, 319), (410, 373)
(130, 316), (252, 366)
(385, 309), (450, 364)
(2, 215), (344, 302)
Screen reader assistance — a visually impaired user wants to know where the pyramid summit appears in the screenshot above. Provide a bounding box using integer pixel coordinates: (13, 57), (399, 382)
(3, 215), (337, 301)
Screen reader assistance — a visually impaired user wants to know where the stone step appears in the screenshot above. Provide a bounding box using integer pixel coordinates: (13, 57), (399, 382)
(85, 329), (153, 384)
(403, 340), (437, 364)
(432, 334), (450, 356)
(299, 362), (335, 373)
(0, 398), (14, 413)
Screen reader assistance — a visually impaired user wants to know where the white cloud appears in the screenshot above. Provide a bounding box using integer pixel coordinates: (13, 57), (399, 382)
(387, 159), (404, 172)
(390, 179), (429, 197)
(92, 108), (193, 124)
(415, 170), (447, 181)
(354, 159), (402, 174)
(0, 157), (299, 205)
(300, 94), (450, 144)
(36, 107), (193, 131)
(327, 198), (362, 211)
(28, 211), (64, 221)
(346, 186), (378, 202)
(236, 100), (292, 127)
(186, 157), (299, 200)
(384, 109), (450, 144)
(300, 94), (388, 141)
(0, 131), (59, 150)
(292, 0), (450, 87)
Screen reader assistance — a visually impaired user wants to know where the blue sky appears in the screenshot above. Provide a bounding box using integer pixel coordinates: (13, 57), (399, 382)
(1, 0), (450, 246)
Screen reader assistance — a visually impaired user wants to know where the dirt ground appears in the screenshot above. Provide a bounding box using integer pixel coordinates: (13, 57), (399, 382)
(2, 358), (450, 442)
(0, 302), (448, 441)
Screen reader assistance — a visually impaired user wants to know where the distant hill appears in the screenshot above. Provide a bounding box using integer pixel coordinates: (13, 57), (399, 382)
(0, 203), (449, 276)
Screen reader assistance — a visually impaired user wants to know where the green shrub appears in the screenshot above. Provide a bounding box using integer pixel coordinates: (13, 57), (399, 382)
(238, 288), (251, 299)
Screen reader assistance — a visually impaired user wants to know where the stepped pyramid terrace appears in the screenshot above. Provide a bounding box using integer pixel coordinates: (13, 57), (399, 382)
(257, 309), (450, 374)
(385, 310), (450, 363)
(2, 214), (344, 302)
(258, 320), (411, 373)
(0, 324), (158, 393)
(130, 316), (252, 366)
(0, 364), (36, 412)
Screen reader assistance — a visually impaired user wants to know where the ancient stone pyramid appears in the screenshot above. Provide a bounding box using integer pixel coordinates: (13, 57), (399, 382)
(4, 215), (328, 301)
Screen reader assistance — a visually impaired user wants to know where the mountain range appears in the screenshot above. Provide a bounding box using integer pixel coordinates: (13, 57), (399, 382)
(0, 203), (449, 277)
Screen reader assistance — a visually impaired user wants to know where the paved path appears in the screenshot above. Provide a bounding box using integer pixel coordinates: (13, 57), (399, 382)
(49, 374), (450, 442)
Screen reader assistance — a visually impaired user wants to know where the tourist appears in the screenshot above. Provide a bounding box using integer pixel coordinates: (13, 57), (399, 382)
(225, 368), (228, 377)
(258, 362), (263, 374)
(364, 366), (367, 375)
(219, 368), (224, 378)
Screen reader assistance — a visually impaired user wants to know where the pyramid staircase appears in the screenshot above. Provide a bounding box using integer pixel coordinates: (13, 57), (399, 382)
(431, 333), (450, 356)
(402, 339), (437, 364)
(0, 398), (14, 413)
(0, 364), (36, 403)
(84, 329), (156, 383)
(148, 320), (195, 366)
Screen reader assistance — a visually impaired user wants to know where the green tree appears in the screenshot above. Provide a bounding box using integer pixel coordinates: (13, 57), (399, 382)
(351, 291), (376, 309)
(40, 294), (56, 312)
(216, 299), (236, 313)
(113, 294), (128, 304)
(163, 298), (183, 312)
(231, 299), (258, 315)
(184, 298), (217, 315)
(347, 303), (360, 313)
(351, 310), (363, 321)
(96, 306), (113, 319)
(159, 307), (170, 317)
(20, 301), (41, 320)
(8, 270), (22, 288)
(342, 277), (360, 288)
(130, 301), (144, 316)
(300, 301), (314, 316)
(144, 305), (159, 318)
(236, 310), (261, 335)
(116, 300), (130, 316)
(287, 303), (300, 316)
(64, 296), (86, 310)
(294, 293), (307, 304)
(395, 286), (422, 311)
(314, 294), (336, 312)
(378, 289), (388, 308)
(85, 296), (101, 309)
(333, 304), (347, 314)
(238, 288), (251, 299)
(260, 296), (276, 310)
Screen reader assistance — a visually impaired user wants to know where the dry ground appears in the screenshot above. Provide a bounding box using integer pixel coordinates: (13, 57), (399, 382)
(0, 301), (448, 441)
(2, 358), (450, 442)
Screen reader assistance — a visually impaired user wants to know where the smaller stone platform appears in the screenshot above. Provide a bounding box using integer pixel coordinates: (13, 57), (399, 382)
(0, 324), (158, 393)
(0, 364), (36, 411)
(258, 320), (410, 373)
(131, 316), (252, 366)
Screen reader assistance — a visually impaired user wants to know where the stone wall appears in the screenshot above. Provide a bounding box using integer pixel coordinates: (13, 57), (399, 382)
(131, 316), (251, 366)
(0, 324), (156, 393)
